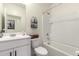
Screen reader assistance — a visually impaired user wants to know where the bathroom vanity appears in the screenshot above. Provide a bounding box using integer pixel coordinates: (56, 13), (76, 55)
(0, 34), (31, 56)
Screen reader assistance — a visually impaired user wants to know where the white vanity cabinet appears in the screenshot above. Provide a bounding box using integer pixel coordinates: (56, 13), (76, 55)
(14, 45), (31, 56)
(0, 36), (31, 56)
(0, 45), (31, 56)
(0, 49), (13, 56)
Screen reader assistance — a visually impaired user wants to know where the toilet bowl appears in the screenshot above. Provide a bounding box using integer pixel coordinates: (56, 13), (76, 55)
(34, 47), (48, 56)
(31, 38), (48, 56)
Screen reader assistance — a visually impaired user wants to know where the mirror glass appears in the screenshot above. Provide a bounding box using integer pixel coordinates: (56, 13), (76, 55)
(0, 3), (26, 33)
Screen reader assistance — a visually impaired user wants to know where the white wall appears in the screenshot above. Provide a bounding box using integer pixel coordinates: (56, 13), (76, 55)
(49, 3), (79, 48)
(3, 3), (26, 33)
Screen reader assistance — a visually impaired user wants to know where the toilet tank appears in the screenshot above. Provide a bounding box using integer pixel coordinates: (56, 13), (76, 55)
(31, 38), (43, 48)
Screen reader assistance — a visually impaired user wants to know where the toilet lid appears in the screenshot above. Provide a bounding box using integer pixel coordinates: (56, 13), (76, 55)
(35, 47), (48, 55)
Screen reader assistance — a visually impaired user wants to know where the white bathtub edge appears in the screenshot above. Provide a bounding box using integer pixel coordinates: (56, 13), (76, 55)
(43, 42), (73, 56)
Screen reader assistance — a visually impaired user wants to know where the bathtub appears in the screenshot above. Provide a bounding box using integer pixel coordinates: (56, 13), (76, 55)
(43, 41), (79, 56)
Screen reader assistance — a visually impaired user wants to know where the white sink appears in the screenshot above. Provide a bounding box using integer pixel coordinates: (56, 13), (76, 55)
(0, 33), (31, 42)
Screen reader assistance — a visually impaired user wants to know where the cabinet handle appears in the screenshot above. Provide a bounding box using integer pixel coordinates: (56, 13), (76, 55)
(10, 52), (12, 56)
(15, 50), (17, 56)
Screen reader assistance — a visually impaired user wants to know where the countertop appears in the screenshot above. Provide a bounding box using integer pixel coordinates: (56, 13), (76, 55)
(0, 35), (31, 42)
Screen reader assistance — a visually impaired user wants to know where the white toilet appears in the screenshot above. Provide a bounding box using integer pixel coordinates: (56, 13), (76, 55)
(31, 38), (48, 56)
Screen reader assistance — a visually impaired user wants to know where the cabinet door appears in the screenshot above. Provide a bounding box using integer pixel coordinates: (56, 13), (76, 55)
(0, 49), (13, 56)
(14, 45), (31, 56)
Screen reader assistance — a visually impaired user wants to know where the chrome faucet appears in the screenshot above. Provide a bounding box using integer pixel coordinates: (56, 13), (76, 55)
(46, 33), (50, 44)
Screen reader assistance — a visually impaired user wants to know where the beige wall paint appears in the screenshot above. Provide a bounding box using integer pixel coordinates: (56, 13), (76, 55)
(0, 3), (52, 35)
(0, 4), (3, 32)
(26, 3), (52, 37)
(3, 3), (26, 33)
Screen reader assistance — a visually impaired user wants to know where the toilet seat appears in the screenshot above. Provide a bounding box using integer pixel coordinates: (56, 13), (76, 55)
(34, 47), (48, 55)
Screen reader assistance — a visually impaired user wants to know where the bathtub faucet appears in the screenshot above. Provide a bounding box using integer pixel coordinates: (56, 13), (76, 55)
(46, 33), (50, 45)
